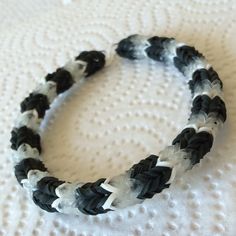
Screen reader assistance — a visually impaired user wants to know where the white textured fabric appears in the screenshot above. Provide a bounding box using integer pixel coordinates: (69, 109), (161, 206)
(0, 0), (235, 235)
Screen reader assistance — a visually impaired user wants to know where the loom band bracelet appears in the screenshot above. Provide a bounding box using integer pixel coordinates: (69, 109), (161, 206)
(10, 34), (227, 216)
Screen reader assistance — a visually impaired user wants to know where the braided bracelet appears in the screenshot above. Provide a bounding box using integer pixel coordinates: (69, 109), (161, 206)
(10, 34), (226, 216)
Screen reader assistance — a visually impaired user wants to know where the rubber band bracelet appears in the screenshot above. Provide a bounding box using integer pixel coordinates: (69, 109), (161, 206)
(10, 34), (226, 216)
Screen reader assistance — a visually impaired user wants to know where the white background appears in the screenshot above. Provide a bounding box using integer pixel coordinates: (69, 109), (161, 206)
(0, 0), (236, 235)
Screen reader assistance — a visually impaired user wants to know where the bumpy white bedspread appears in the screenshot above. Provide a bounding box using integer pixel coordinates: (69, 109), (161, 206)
(0, 0), (236, 235)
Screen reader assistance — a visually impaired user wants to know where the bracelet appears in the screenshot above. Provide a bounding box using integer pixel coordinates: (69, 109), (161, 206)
(10, 34), (226, 216)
